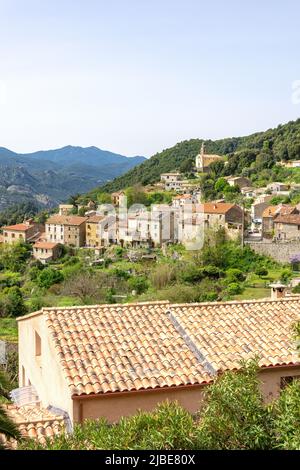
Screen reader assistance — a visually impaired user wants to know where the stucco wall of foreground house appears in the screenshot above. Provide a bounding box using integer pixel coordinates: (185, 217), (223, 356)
(73, 366), (300, 424)
(73, 385), (206, 424)
(258, 366), (300, 402)
(17, 313), (74, 421)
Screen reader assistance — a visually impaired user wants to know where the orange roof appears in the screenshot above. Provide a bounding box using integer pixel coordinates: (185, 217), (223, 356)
(46, 215), (87, 226)
(33, 242), (60, 249)
(263, 205), (297, 218)
(1, 404), (66, 447)
(262, 206), (278, 218)
(274, 214), (300, 225)
(203, 202), (236, 214)
(17, 297), (300, 398)
(3, 223), (33, 232)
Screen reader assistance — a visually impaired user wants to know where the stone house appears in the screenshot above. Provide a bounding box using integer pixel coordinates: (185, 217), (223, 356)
(32, 242), (62, 264)
(12, 295), (300, 440)
(227, 176), (252, 189)
(2, 220), (43, 245)
(160, 172), (181, 183)
(274, 214), (300, 240)
(45, 215), (87, 248)
(266, 182), (290, 194)
(262, 205), (299, 239)
(202, 202), (243, 239)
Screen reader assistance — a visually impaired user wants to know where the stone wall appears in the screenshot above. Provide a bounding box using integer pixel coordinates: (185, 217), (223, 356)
(246, 240), (300, 263)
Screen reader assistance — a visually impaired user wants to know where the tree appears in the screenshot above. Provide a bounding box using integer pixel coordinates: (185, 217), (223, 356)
(195, 360), (273, 450)
(272, 380), (300, 449)
(180, 158), (194, 175)
(125, 185), (148, 207)
(0, 370), (21, 449)
(214, 177), (229, 193)
(37, 268), (64, 289)
(0, 287), (27, 317)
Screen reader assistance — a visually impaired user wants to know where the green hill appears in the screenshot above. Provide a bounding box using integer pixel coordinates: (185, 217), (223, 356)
(88, 118), (300, 196)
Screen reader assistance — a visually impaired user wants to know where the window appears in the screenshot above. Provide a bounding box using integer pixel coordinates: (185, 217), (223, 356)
(280, 375), (300, 389)
(35, 331), (41, 357)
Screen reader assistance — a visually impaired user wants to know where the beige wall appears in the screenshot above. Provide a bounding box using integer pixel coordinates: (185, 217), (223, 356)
(73, 385), (206, 424)
(18, 314), (73, 420)
(73, 365), (300, 424)
(274, 222), (300, 240)
(259, 366), (300, 402)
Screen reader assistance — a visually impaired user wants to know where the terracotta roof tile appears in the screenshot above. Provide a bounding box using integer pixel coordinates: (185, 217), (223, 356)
(3, 223), (34, 232)
(203, 202), (236, 214)
(46, 215), (87, 226)
(1, 404), (66, 448)
(17, 297), (300, 398)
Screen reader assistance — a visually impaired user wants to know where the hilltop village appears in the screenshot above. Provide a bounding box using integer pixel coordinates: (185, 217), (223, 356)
(1, 141), (300, 450)
(2, 144), (300, 264)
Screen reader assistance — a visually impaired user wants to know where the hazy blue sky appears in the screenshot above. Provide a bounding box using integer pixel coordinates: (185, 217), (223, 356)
(0, 0), (300, 156)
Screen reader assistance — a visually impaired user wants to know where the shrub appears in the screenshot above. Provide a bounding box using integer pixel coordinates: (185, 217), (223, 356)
(226, 282), (243, 295)
(255, 267), (268, 277)
(180, 265), (204, 284)
(225, 268), (246, 283)
(195, 361), (274, 450)
(128, 276), (149, 294)
(0, 286), (27, 317)
(280, 268), (293, 284)
(271, 380), (300, 450)
(37, 268), (64, 289)
(292, 283), (300, 293)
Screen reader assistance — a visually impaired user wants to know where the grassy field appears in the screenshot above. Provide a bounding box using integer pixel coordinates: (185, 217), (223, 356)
(233, 287), (270, 301)
(0, 317), (18, 343)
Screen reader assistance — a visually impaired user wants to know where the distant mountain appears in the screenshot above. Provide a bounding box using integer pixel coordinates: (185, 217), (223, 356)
(0, 146), (145, 211)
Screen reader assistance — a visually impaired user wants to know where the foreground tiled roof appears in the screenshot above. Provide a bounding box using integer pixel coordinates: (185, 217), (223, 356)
(20, 297), (300, 398)
(44, 301), (211, 396)
(1, 404), (66, 448)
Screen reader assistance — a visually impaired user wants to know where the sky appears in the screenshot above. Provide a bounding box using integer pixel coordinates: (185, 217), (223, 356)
(0, 0), (300, 157)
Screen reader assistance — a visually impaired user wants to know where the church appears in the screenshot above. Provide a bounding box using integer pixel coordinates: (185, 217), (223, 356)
(195, 142), (224, 172)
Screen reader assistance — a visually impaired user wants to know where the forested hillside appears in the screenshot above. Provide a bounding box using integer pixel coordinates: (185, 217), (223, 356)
(96, 119), (300, 194)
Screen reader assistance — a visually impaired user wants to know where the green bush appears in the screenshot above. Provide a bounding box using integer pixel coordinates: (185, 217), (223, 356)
(195, 361), (273, 450)
(225, 268), (246, 283)
(280, 268), (293, 284)
(255, 267), (268, 277)
(0, 286), (27, 317)
(226, 282), (243, 295)
(37, 268), (64, 289)
(272, 380), (300, 450)
(128, 276), (149, 294)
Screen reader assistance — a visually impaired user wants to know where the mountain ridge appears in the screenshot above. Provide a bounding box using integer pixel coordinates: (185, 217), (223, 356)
(0, 146), (146, 211)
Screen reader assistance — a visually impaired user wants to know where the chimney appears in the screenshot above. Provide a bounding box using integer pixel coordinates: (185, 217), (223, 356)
(269, 282), (287, 300)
